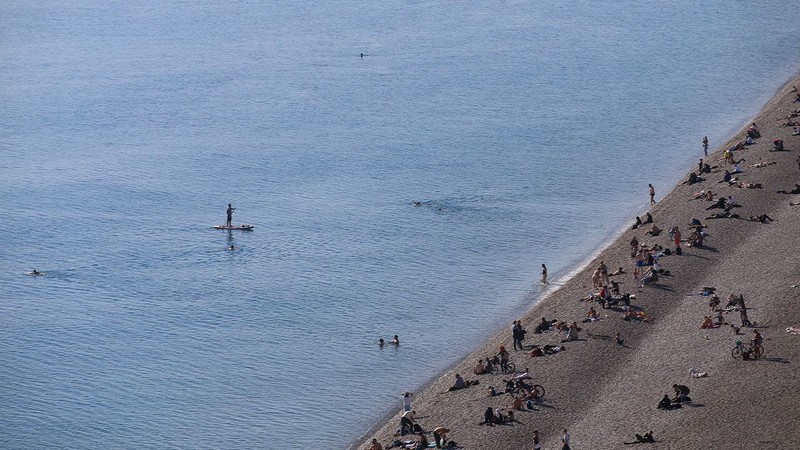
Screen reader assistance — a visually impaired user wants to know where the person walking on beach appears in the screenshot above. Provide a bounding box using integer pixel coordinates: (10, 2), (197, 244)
(541, 263), (548, 285)
(561, 428), (572, 450)
(532, 430), (542, 450)
(702, 136), (709, 156)
(649, 184), (656, 205)
(225, 203), (236, 227)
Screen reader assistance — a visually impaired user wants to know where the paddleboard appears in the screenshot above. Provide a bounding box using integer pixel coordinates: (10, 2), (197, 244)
(25, 271), (44, 276)
(213, 224), (254, 230)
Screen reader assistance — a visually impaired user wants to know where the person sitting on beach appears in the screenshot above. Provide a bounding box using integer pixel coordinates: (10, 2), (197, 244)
(748, 214), (773, 223)
(632, 216), (643, 230)
(474, 359), (488, 375)
(643, 212), (653, 224)
(487, 386), (497, 397)
(447, 374), (466, 392)
(700, 315), (717, 329)
(368, 438), (383, 450)
(414, 432), (429, 450)
(685, 171), (702, 185)
(645, 223), (661, 236)
(583, 306), (599, 323)
(657, 394), (680, 410)
(708, 294), (721, 311)
(482, 407), (495, 426)
(732, 161), (744, 174)
(624, 431), (656, 445)
(706, 197), (728, 210)
(672, 384), (691, 403)
(534, 317), (556, 334)
(641, 267), (658, 285)
(715, 310), (726, 326)
(561, 322), (580, 342)
(719, 170), (733, 185)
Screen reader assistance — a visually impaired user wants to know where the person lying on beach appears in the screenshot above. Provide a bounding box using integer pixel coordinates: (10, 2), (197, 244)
(706, 197), (729, 210)
(623, 431), (656, 445)
(623, 309), (653, 323)
(737, 181), (762, 189)
(706, 210), (738, 220)
(609, 267), (626, 276)
(749, 161), (776, 168)
(685, 172), (703, 185)
(776, 184), (800, 194)
(791, 201), (800, 206)
(748, 214), (773, 223)
(645, 224), (661, 236)
(534, 317), (557, 334)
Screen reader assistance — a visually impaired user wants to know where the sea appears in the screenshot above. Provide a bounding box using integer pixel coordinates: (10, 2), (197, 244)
(1, 1), (798, 448)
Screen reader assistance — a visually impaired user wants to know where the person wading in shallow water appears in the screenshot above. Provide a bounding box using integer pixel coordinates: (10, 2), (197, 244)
(541, 264), (548, 285)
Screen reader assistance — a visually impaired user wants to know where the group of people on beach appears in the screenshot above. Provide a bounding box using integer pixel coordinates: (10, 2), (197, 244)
(366, 95), (800, 450)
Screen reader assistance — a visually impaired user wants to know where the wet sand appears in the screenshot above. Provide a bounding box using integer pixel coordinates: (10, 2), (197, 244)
(355, 75), (800, 449)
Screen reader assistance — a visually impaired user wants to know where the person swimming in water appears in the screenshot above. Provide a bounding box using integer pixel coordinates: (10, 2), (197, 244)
(226, 203), (236, 227)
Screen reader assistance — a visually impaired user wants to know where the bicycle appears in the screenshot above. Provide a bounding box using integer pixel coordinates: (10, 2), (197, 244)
(731, 340), (763, 359)
(487, 357), (516, 375)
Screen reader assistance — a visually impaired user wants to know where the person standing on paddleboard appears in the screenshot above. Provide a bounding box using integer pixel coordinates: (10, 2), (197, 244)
(226, 203), (236, 227)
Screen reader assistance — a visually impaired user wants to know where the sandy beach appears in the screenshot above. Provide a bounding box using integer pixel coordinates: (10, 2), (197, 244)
(356, 75), (800, 450)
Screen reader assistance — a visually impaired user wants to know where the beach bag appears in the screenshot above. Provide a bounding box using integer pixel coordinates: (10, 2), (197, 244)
(413, 423), (422, 433)
(663, 248), (671, 255)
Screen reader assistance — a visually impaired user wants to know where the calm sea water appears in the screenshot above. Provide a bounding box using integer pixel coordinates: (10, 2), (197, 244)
(1, 1), (798, 448)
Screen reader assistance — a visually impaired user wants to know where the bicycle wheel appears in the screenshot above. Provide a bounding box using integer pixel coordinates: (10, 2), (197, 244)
(753, 344), (764, 359)
(731, 346), (743, 359)
(532, 384), (545, 398)
(505, 362), (516, 374)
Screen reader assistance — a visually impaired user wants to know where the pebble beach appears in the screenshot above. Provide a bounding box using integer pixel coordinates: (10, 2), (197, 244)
(357, 76), (800, 450)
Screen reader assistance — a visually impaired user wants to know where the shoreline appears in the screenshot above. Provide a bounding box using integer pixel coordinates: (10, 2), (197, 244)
(354, 74), (800, 449)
